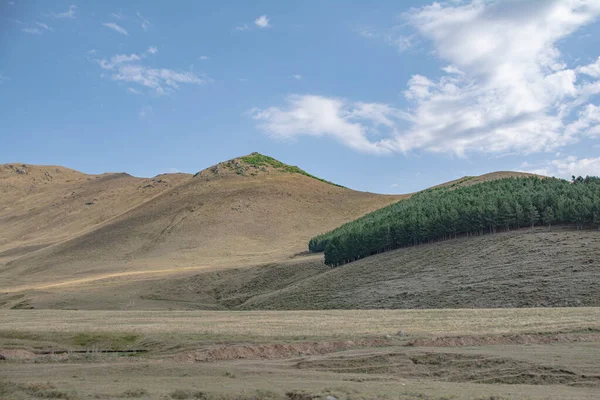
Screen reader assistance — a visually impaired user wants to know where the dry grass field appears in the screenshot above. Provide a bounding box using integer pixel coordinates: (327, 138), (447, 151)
(3, 227), (596, 311)
(2, 308), (598, 338)
(1, 308), (599, 400)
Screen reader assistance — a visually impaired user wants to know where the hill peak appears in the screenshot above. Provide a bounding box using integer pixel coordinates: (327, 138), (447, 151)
(195, 152), (345, 187)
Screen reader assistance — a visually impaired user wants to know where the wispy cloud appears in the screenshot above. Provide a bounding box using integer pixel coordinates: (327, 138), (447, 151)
(21, 21), (53, 35)
(199, 55), (210, 61)
(385, 34), (413, 53)
(111, 12), (125, 20)
(35, 22), (53, 31)
(255, 15), (270, 28)
(358, 27), (377, 39)
(21, 27), (42, 35)
(0, 73), (9, 84)
(95, 46), (210, 95)
(51, 5), (77, 19)
(357, 26), (413, 53)
(292, 74), (302, 80)
(127, 87), (141, 94)
(235, 24), (249, 31)
(137, 12), (151, 31)
(102, 22), (129, 36)
(254, 1), (600, 157)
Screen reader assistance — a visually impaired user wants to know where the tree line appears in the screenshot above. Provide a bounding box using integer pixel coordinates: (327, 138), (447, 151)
(309, 176), (600, 267)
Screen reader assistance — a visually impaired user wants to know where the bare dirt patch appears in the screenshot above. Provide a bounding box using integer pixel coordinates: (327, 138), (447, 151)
(0, 349), (37, 360)
(173, 339), (390, 362)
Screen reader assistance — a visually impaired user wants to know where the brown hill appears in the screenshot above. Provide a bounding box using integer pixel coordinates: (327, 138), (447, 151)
(0, 163), (191, 263)
(0, 154), (540, 307)
(0, 154), (404, 292)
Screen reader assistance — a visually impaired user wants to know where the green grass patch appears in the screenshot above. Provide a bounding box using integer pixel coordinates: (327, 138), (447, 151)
(240, 153), (345, 188)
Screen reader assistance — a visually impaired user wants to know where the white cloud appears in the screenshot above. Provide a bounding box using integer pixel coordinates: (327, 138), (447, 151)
(292, 74), (302, 80)
(137, 12), (151, 31)
(103, 22), (129, 36)
(254, 15), (270, 28)
(95, 46), (209, 95)
(51, 5), (77, 19)
(249, 95), (401, 154)
(199, 55), (210, 61)
(111, 12), (125, 20)
(235, 24), (249, 31)
(253, 1), (600, 157)
(127, 87), (141, 94)
(22, 27), (42, 35)
(35, 22), (53, 31)
(522, 156), (600, 178)
(0, 73), (9, 83)
(441, 65), (464, 75)
(578, 56), (600, 78)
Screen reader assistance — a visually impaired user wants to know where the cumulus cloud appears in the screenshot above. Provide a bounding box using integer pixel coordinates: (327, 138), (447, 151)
(252, 1), (600, 157)
(522, 156), (600, 178)
(95, 46), (209, 95)
(103, 22), (129, 36)
(249, 95), (405, 154)
(51, 5), (77, 19)
(255, 15), (270, 28)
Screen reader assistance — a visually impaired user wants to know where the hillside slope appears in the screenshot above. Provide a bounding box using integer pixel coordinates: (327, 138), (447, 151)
(242, 228), (599, 310)
(0, 163), (191, 262)
(6, 228), (598, 310)
(0, 154), (403, 291)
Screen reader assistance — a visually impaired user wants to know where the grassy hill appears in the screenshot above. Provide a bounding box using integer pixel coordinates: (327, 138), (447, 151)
(0, 154), (403, 294)
(0, 163), (191, 263)
(3, 155), (595, 311)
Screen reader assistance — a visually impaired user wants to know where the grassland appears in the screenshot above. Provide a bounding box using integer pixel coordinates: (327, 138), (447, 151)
(1, 308), (599, 399)
(2, 308), (598, 339)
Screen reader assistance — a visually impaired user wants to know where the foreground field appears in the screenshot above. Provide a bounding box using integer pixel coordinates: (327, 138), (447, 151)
(1, 308), (599, 399)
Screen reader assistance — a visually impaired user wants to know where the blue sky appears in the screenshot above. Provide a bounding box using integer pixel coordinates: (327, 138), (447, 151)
(1, 0), (600, 194)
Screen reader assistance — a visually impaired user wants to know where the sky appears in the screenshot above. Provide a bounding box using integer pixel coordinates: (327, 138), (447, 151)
(1, 0), (600, 194)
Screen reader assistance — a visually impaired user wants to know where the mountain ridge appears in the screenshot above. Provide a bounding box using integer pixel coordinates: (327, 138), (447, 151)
(0, 153), (550, 309)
